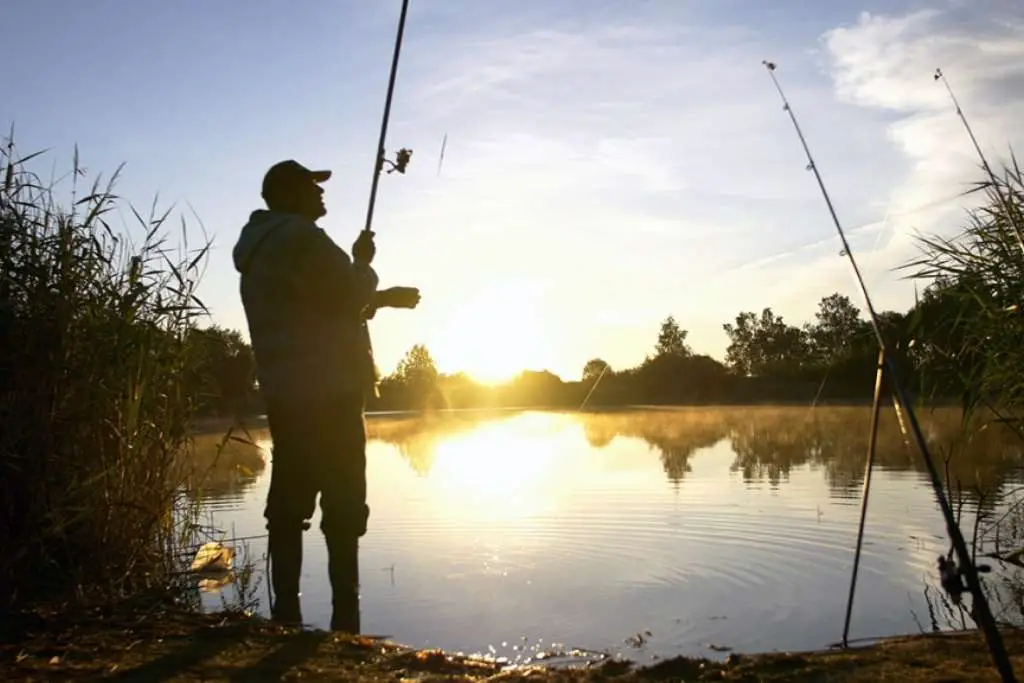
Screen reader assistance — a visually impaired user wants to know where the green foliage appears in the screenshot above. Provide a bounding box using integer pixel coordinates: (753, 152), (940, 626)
(804, 293), (869, 365)
(655, 315), (691, 358)
(582, 358), (611, 382)
(0, 136), (216, 607)
(393, 343), (439, 388)
(380, 344), (445, 410)
(902, 155), (1024, 414)
(723, 307), (810, 379)
(183, 325), (257, 417)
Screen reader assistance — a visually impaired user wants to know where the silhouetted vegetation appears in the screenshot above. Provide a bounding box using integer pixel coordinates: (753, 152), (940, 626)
(365, 291), (944, 412)
(0, 138), (258, 611)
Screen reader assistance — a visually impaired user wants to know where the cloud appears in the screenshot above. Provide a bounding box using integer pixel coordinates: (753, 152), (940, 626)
(819, 5), (1024, 267)
(732, 3), (1024, 330)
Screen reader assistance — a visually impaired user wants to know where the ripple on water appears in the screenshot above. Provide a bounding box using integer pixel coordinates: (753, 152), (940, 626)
(200, 408), (1018, 661)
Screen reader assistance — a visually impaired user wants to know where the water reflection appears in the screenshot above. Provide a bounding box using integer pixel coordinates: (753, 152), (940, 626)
(721, 407), (1024, 502)
(187, 406), (1024, 662)
(371, 407), (1024, 502)
(184, 427), (269, 499)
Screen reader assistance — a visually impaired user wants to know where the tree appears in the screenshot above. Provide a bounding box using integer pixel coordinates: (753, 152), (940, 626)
(804, 293), (866, 365)
(723, 307), (810, 378)
(723, 311), (757, 376)
(393, 344), (439, 392)
(183, 325), (256, 416)
(655, 315), (691, 358)
(582, 358), (611, 382)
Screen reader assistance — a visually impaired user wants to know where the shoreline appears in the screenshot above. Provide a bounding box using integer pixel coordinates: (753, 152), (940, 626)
(3, 606), (1024, 681)
(188, 401), (971, 437)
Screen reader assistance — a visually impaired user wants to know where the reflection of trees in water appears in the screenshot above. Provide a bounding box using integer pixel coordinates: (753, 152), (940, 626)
(366, 411), (520, 476)
(729, 418), (813, 488)
(578, 409), (731, 484)
(366, 407), (1024, 498)
(181, 428), (268, 499)
(723, 407), (1024, 500)
(582, 419), (617, 449)
(578, 406), (1024, 496)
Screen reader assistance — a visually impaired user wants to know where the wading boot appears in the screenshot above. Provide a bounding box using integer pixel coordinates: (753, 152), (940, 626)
(325, 533), (360, 633)
(268, 524), (304, 625)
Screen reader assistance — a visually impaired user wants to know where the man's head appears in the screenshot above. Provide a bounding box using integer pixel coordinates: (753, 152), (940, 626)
(261, 160), (332, 220)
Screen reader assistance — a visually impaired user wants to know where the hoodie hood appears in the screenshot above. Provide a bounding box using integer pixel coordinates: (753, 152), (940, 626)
(232, 209), (293, 274)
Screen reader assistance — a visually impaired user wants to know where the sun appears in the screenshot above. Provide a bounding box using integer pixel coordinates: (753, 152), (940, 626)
(428, 281), (551, 384)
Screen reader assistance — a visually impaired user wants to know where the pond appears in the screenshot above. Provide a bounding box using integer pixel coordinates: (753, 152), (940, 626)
(188, 405), (1024, 665)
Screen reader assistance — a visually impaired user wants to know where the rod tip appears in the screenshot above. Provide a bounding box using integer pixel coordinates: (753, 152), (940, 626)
(763, 60), (777, 70)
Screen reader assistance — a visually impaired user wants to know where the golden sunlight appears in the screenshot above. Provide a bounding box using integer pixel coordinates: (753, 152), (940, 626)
(427, 416), (562, 521)
(427, 281), (551, 384)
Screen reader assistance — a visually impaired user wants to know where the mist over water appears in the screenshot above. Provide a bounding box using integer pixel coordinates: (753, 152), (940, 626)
(192, 406), (1024, 664)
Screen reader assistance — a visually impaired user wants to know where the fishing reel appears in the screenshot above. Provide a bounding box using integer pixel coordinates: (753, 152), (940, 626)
(937, 554), (992, 605)
(381, 147), (413, 175)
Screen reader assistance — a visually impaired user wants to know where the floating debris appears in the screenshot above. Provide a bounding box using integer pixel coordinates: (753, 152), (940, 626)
(190, 541), (235, 573)
(189, 542), (237, 593)
(625, 630), (652, 649)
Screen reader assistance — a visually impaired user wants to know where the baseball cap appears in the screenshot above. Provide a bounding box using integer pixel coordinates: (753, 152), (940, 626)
(261, 159), (332, 201)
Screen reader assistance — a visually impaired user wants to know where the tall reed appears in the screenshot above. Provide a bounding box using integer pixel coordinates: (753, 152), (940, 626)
(0, 133), (212, 609)
(904, 155), (1024, 417)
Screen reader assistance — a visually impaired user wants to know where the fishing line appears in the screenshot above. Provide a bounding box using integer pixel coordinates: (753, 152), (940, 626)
(762, 59), (1016, 682)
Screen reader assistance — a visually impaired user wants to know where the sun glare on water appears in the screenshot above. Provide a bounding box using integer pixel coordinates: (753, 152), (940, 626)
(428, 282), (552, 384)
(427, 415), (565, 521)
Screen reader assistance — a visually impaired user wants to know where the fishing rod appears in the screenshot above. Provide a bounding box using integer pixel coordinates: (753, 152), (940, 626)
(934, 68), (1024, 258)
(762, 60), (1016, 683)
(841, 349), (884, 647)
(359, 0), (414, 397)
(363, 0), (414, 235)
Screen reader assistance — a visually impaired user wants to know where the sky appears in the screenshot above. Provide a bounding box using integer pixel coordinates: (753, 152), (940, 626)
(3, 0), (1023, 382)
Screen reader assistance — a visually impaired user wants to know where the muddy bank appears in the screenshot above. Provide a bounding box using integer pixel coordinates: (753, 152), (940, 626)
(3, 603), (1024, 682)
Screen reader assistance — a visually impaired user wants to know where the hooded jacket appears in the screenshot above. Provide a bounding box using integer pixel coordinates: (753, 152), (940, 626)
(232, 209), (379, 401)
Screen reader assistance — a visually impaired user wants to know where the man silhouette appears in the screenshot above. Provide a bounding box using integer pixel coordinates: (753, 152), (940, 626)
(232, 160), (420, 629)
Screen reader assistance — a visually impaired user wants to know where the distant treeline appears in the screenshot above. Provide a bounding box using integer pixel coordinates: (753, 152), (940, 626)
(199, 283), (993, 414)
(366, 284), (971, 411)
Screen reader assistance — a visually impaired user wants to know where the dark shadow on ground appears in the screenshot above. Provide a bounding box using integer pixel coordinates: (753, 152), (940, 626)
(226, 630), (330, 683)
(102, 622), (249, 682)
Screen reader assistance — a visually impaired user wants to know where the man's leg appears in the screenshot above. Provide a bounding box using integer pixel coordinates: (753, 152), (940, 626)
(318, 392), (369, 632)
(263, 396), (319, 625)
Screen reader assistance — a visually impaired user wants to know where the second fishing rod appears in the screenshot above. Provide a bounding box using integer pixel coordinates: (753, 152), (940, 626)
(762, 59), (1016, 683)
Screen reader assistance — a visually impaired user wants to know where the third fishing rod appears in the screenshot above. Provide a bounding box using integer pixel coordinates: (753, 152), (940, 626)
(762, 59), (1015, 683)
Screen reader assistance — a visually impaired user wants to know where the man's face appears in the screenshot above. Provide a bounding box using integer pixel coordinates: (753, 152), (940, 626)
(295, 179), (327, 221)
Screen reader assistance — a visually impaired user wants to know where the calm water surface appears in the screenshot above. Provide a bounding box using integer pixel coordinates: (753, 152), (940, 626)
(192, 406), (1024, 664)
